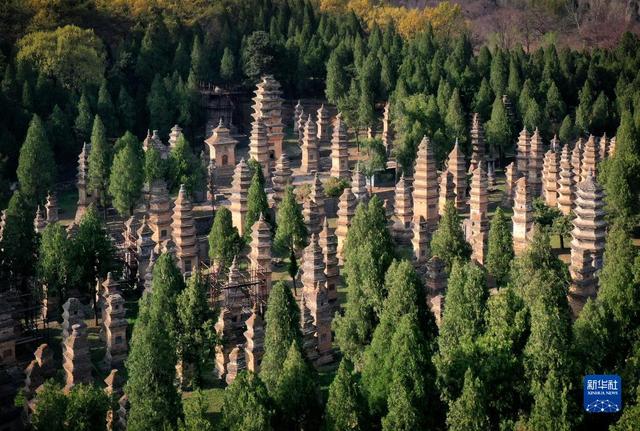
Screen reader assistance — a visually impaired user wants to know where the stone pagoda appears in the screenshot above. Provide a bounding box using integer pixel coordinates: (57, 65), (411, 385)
(303, 198), (321, 236)
(24, 344), (55, 396)
(469, 113), (485, 173)
(512, 177), (534, 256)
(249, 214), (272, 293)
(550, 134), (561, 153)
(581, 135), (598, 182)
(75, 142), (92, 222)
(248, 116), (271, 179)
(243, 305), (264, 373)
(316, 104), (331, 152)
(469, 165), (489, 265)
(0, 298), (16, 367)
(319, 218), (339, 303)
(251, 75), (284, 160)
(598, 133), (609, 161)
(412, 216), (430, 266)
(543, 150), (560, 208)
(143, 130), (168, 159)
(148, 179), (172, 244)
(293, 100), (303, 135)
(571, 138), (583, 186)
(297, 108), (306, 142)
(230, 159), (253, 236)
(300, 295), (318, 363)
(351, 163), (368, 203)
(310, 173), (326, 221)
(381, 102), (394, 156)
(300, 115), (319, 174)
(214, 308), (235, 379)
(412, 136), (439, 233)
(34, 206), (46, 234)
(447, 140), (467, 211)
(204, 118), (237, 169)
(136, 216), (155, 286)
(272, 152), (292, 207)
(61, 297), (83, 341)
(171, 185), (198, 275)
(426, 256), (447, 326)
(557, 145), (575, 215)
(102, 275), (128, 369)
(392, 174), (413, 245)
(63, 322), (93, 393)
(168, 124), (183, 149)
(516, 127), (530, 175)
(330, 113), (350, 179)
(45, 192), (59, 224)
(225, 346), (245, 385)
(528, 128), (545, 196)
(568, 171), (607, 315)
(609, 137), (616, 157)
(336, 187), (357, 264)
(438, 171), (455, 217)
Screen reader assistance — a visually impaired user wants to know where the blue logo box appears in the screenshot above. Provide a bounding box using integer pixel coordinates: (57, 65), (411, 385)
(583, 375), (622, 413)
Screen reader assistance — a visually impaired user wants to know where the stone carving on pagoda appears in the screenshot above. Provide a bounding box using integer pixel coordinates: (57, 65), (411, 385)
(142, 130), (169, 159)
(272, 152), (292, 207)
(319, 218), (339, 303)
(102, 274), (128, 369)
(148, 179), (172, 244)
(351, 163), (368, 203)
(249, 213), (272, 293)
(426, 256), (447, 327)
(63, 322), (93, 393)
(382, 102), (394, 156)
(528, 128), (545, 196)
(571, 138), (583, 186)
(316, 104), (331, 152)
(168, 124), (183, 149)
(581, 135), (598, 182)
(244, 305), (264, 373)
(248, 116), (271, 179)
(75, 142), (92, 222)
(543, 150), (560, 208)
(438, 170), (455, 217)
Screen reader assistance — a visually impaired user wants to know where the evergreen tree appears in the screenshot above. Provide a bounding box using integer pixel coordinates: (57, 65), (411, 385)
(473, 78), (493, 121)
(208, 206), (243, 272)
(486, 207), (514, 287)
(168, 134), (203, 195)
(117, 87), (136, 133)
(325, 46), (349, 104)
(126, 253), (183, 431)
(545, 81), (566, 125)
(527, 371), (572, 431)
(489, 50), (507, 97)
(446, 369), (490, 431)
(74, 90), (93, 143)
(274, 186), (308, 288)
(109, 132), (143, 216)
(97, 80), (117, 135)
(590, 91), (610, 135)
(38, 222), (78, 304)
(30, 381), (67, 431)
(65, 384), (110, 431)
(46, 104), (74, 167)
(222, 372), (273, 431)
(575, 80), (594, 135)
(485, 95), (511, 158)
(507, 56), (521, 100)
(144, 146), (165, 185)
(0, 190), (36, 292)
(244, 170), (269, 241)
(324, 359), (368, 431)
(260, 281), (302, 392)
(445, 88), (466, 146)
(430, 200), (471, 272)
(178, 391), (214, 431)
(172, 40), (190, 79)
(87, 115), (111, 209)
(190, 35), (206, 81)
(523, 98), (543, 132)
(220, 47), (236, 84)
(16, 114), (55, 204)
(147, 74), (171, 137)
(558, 114), (576, 144)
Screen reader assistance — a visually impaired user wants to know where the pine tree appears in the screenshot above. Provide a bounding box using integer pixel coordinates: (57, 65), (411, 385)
(445, 88), (466, 146)
(87, 115), (111, 209)
(178, 391), (214, 431)
(486, 207), (514, 287)
(74, 90), (93, 143)
(523, 98), (543, 132)
(117, 87), (136, 133)
(527, 371), (572, 431)
(30, 381), (67, 431)
(489, 50), (507, 97)
(222, 372), (273, 431)
(65, 384), (110, 431)
(208, 207), (243, 271)
(446, 369), (490, 431)
(590, 91), (610, 135)
(473, 78), (493, 121)
(260, 281), (302, 392)
(190, 35), (206, 81)
(220, 47), (236, 84)
(430, 200), (471, 272)
(144, 147), (165, 185)
(485, 95), (511, 158)
(545, 81), (566, 126)
(37, 222), (78, 304)
(558, 114), (575, 144)
(434, 260), (488, 403)
(126, 255), (183, 431)
(324, 359), (368, 431)
(47, 104), (74, 166)
(97, 80), (117, 135)
(168, 134), (203, 195)
(109, 132), (143, 216)
(147, 74), (171, 137)
(575, 80), (594, 135)
(172, 39), (190, 79)
(16, 114), (55, 204)
(507, 56), (521, 100)
(274, 186), (308, 287)
(244, 170), (269, 241)
(0, 190), (37, 292)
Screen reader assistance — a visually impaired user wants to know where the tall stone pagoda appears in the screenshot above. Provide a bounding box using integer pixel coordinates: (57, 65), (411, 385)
(248, 116), (271, 179)
(34, 206), (46, 234)
(568, 171), (607, 315)
(225, 346), (245, 385)
(75, 142), (92, 222)
(251, 75), (284, 160)
(143, 130), (168, 159)
(300, 295), (318, 363)
(244, 305), (264, 373)
(330, 113), (350, 179)
(516, 127), (530, 175)
(412, 216), (430, 266)
(336, 187), (357, 265)
(303, 198), (321, 236)
(382, 102), (394, 156)
(469, 165), (489, 265)
(249, 214), (272, 293)
(557, 145), (574, 215)
(204, 118), (237, 169)
(598, 133), (609, 161)
(319, 218), (339, 303)
(550, 134), (561, 153)
(45, 192), (59, 224)
(512, 176), (534, 256)
(392, 174), (413, 245)
(412, 136), (439, 233)
(102, 274), (128, 369)
(528, 128), (545, 196)
(426, 256), (447, 326)
(469, 113), (485, 173)
(543, 150), (560, 208)
(293, 100), (303, 135)
(300, 115), (319, 174)
(63, 322), (93, 393)
(171, 185), (198, 275)
(571, 138), (583, 186)
(148, 179), (172, 244)
(316, 104), (331, 152)
(438, 170), (455, 217)
(581, 135), (598, 182)
(447, 140), (467, 211)
(272, 152), (292, 207)
(502, 162), (517, 208)
(168, 124), (183, 149)
(310, 173), (325, 221)
(136, 216), (155, 286)
(230, 159), (253, 236)
(351, 163), (368, 203)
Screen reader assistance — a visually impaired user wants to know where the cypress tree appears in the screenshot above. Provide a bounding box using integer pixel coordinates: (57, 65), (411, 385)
(109, 132), (143, 216)
(16, 114), (55, 204)
(545, 81), (566, 126)
(47, 104), (74, 167)
(190, 35), (206, 82)
(30, 381), (67, 431)
(558, 114), (575, 144)
(324, 359), (368, 431)
(590, 91), (610, 135)
(87, 115), (111, 209)
(147, 74), (171, 137)
(168, 134), (203, 195)
(117, 87), (136, 133)
(274, 186), (308, 288)
(0, 190), (37, 292)
(64, 384), (110, 431)
(37, 223), (78, 303)
(74, 90), (93, 143)
(473, 78), (493, 121)
(485, 95), (511, 158)
(446, 369), (490, 431)
(144, 146), (165, 185)
(172, 40), (190, 79)
(523, 98), (543, 132)
(507, 56), (521, 100)
(220, 47), (236, 84)
(97, 80), (117, 135)
(486, 207), (514, 287)
(445, 88), (466, 146)
(222, 372), (273, 431)
(244, 170), (269, 241)
(430, 200), (471, 272)
(208, 207), (242, 272)
(325, 46), (348, 105)
(489, 50), (507, 96)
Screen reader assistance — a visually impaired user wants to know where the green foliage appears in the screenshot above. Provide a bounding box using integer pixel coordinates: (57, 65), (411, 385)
(430, 200), (471, 272)
(358, 138), (386, 180)
(144, 147), (165, 185)
(97, 80), (117, 134)
(486, 207), (514, 287)
(117, 87), (136, 133)
(109, 132), (143, 216)
(17, 25), (105, 89)
(37, 222), (78, 301)
(242, 31), (280, 82)
(74, 90), (93, 142)
(558, 114), (575, 144)
(545, 81), (565, 125)
(473, 78), (493, 121)
(323, 177), (349, 198)
(274, 186), (308, 253)
(65, 384), (110, 431)
(178, 391), (214, 431)
(220, 47), (236, 83)
(168, 134), (203, 195)
(245, 170), (270, 241)
(87, 115), (112, 207)
(147, 74), (172, 137)
(324, 359), (368, 431)
(445, 87), (466, 146)
(446, 369), (489, 431)
(485, 95), (511, 157)
(30, 381), (67, 431)
(16, 114), (55, 204)
(0, 190), (37, 291)
(223, 371), (273, 431)
(208, 206), (242, 271)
